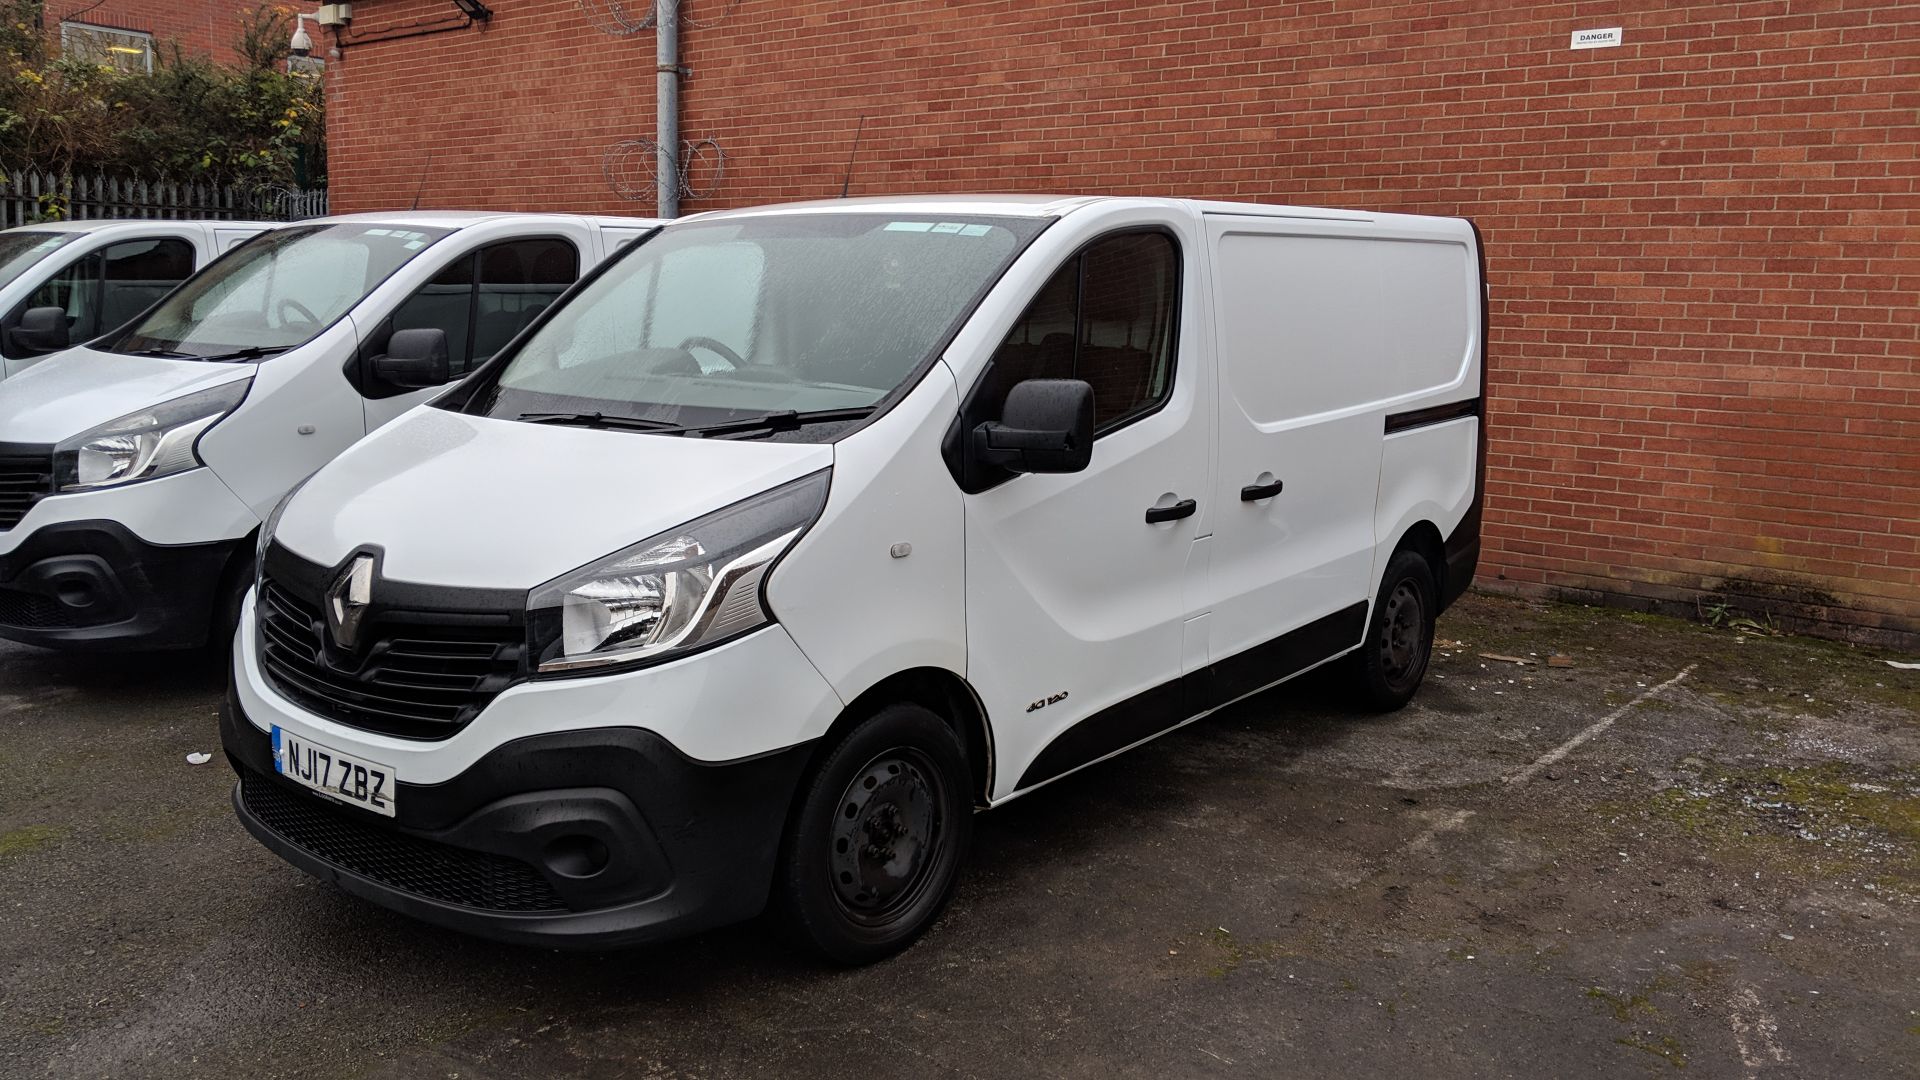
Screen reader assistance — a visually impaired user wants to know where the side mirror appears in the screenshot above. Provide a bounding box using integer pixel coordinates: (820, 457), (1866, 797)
(12, 306), (70, 355)
(372, 328), (450, 389)
(971, 378), (1095, 475)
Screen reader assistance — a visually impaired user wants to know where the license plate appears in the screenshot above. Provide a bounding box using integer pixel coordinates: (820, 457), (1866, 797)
(272, 726), (397, 818)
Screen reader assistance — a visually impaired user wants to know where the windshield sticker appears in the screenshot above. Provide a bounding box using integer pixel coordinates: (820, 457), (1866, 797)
(365, 229), (392, 236)
(404, 240), (426, 249)
(884, 221), (995, 236)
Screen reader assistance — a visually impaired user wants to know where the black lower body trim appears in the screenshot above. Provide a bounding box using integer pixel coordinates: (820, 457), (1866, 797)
(1015, 601), (1369, 790)
(221, 686), (817, 949)
(0, 519), (239, 650)
(1441, 527), (1480, 612)
(1205, 602), (1368, 709)
(1384, 397), (1480, 434)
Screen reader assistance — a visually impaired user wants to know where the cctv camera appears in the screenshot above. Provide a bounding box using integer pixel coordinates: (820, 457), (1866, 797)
(289, 21), (313, 57)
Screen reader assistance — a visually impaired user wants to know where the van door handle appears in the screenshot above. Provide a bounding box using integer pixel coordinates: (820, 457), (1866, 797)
(1144, 498), (1197, 524)
(1240, 479), (1285, 501)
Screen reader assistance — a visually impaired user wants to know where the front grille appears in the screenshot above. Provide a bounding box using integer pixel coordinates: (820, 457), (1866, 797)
(257, 577), (525, 740)
(0, 588), (73, 629)
(241, 771), (567, 912)
(0, 446), (54, 530)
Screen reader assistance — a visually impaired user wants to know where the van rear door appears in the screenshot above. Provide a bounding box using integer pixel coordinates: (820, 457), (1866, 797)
(1198, 214), (1475, 704)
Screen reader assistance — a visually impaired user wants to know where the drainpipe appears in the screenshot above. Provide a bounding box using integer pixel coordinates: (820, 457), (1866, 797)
(656, 0), (679, 218)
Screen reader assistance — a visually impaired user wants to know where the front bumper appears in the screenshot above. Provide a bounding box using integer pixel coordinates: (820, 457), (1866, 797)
(0, 519), (240, 649)
(222, 683), (818, 949)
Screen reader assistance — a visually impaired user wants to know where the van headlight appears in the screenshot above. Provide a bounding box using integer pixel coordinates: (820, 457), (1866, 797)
(53, 379), (252, 492)
(526, 469), (831, 675)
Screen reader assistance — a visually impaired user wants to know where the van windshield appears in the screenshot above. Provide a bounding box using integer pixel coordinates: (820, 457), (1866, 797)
(105, 223), (452, 360)
(472, 213), (1047, 431)
(0, 231), (77, 285)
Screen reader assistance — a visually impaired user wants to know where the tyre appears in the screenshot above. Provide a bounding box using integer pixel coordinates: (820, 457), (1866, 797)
(208, 554), (255, 657)
(773, 703), (973, 965)
(1349, 549), (1438, 712)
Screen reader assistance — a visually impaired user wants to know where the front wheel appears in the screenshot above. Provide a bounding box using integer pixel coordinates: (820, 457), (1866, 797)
(208, 553), (256, 657)
(772, 703), (973, 965)
(1348, 549), (1438, 712)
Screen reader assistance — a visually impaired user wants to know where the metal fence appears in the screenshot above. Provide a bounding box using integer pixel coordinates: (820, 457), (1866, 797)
(0, 167), (329, 227)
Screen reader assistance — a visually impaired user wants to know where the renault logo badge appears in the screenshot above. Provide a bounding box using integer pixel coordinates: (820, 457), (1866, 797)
(326, 554), (375, 651)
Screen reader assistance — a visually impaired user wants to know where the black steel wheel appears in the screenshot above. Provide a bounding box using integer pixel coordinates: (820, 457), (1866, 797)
(207, 552), (256, 657)
(773, 703), (972, 965)
(1348, 549), (1438, 711)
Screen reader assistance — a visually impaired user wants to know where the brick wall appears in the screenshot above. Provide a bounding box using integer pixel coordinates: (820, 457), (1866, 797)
(324, 0), (1920, 644)
(46, 0), (262, 64)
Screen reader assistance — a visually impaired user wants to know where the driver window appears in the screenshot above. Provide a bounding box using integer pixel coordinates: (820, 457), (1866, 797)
(473, 238), (578, 367)
(99, 237), (194, 331)
(14, 252), (103, 350)
(643, 242), (763, 370)
(389, 256), (473, 373)
(386, 238), (581, 379)
(983, 231), (1179, 433)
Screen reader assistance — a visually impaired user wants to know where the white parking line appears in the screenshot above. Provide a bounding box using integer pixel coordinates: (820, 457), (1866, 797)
(1503, 665), (1697, 786)
(1728, 985), (1791, 1072)
(1402, 809), (1475, 854)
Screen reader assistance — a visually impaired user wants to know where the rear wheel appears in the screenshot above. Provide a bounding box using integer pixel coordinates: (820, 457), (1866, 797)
(773, 703), (972, 965)
(1348, 549), (1437, 711)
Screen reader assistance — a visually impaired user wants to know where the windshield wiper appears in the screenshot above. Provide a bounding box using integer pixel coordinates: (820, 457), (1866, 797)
(672, 407), (878, 438)
(192, 345), (293, 363)
(511, 411), (687, 432)
(121, 347), (196, 359)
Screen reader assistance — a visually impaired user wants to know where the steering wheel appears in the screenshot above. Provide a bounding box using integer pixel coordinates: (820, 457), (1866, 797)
(276, 297), (319, 327)
(677, 335), (744, 372)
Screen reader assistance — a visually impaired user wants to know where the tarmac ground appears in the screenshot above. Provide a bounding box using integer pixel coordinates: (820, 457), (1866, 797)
(2, 592), (1917, 1078)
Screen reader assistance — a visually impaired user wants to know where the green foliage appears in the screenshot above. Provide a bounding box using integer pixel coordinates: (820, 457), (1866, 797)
(0, 0), (324, 185)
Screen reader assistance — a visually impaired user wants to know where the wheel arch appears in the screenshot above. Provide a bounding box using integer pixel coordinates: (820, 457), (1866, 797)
(814, 667), (995, 809)
(1393, 519), (1448, 601)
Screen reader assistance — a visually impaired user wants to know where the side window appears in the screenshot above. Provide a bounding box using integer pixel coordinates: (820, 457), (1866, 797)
(385, 238), (579, 379)
(473, 238), (578, 367)
(985, 231), (1179, 432)
(389, 256), (474, 373)
(20, 252), (104, 345)
(99, 237), (194, 332)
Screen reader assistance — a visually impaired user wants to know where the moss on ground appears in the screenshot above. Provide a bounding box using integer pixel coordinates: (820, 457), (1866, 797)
(1441, 593), (1920, 721)
(1196, 927), (1296, 978)
(1631, 763), (1920, 897)
(0, 824), (66, 860)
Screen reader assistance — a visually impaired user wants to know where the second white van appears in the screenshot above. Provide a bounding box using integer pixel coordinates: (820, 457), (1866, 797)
(0, 218), (270, 380)
(0, 211), (658, 651)
(223, 195), (1487, 963)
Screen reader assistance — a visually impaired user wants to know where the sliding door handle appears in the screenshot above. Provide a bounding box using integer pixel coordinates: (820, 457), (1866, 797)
(1144, 498), (1197, 524)
(1240, 479), (1285, 501)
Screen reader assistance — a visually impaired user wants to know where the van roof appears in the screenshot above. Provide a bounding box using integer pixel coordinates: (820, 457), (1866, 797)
(302, 211), (664, 230)
(679, 194), (1392, 225)
(1, 219), (276, 235)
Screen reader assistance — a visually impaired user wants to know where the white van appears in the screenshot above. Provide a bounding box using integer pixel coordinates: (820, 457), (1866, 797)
(0, 211), (659, 650)
(223, 196), (1486, 963)
(0, 219), (270, 379)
